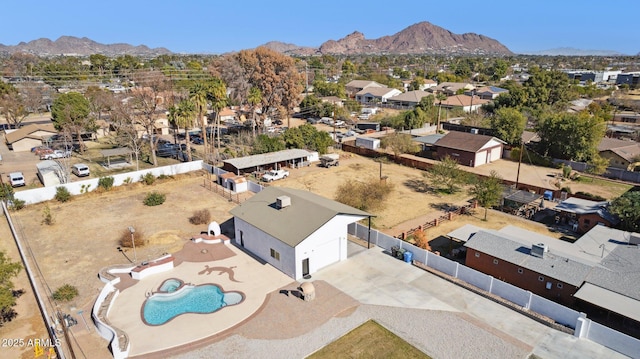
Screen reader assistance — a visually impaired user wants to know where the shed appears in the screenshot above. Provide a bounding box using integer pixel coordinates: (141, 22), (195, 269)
(434, 131), (505, 167)
(501, 188), (542, 217)
(36, 160), (67, 187)
(355, 137), (380, 150)
(217, 172), (248, 193)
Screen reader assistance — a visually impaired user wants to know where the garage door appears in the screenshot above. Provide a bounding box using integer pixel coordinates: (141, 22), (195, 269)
(475, 151), (487, 166)
(490, 147), (502, 162)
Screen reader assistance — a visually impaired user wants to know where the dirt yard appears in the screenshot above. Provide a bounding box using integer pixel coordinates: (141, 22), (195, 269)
(1, 148), (631, 358)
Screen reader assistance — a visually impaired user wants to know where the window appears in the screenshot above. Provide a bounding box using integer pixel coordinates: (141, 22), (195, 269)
(583, 219), (591, 225)
(270, 248), (280, 261)
(517, 268), (523, 274)
(493, 259), (499, 265)
(557, 283), (563, 289)
(538, 276), (544, 282)
(475, 252), (480, 258)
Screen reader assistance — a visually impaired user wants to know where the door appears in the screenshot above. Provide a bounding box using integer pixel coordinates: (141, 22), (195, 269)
(239, 231), (244, 247)
(302, 258), (310, 277)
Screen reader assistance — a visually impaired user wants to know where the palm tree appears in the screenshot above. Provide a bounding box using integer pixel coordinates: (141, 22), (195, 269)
(247, 87), (262, 138)
(436, 92), (447, 132)
(168, 99), (195, 162)
(206, 78), (228, 162)
(189, 83), (209, 159)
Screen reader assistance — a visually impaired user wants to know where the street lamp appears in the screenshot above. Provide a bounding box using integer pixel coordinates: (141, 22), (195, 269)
(128, 226), (137, 263)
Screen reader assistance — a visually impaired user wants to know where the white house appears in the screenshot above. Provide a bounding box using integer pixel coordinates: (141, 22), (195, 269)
(355, 87), (402, 104)
(229, 187), (371, 280)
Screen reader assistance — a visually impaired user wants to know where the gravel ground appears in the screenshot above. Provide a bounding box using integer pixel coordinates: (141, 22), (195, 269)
(173, 304), (531, 359)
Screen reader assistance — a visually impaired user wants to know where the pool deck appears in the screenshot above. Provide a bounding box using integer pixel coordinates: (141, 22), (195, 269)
(106, 241), (293, 357)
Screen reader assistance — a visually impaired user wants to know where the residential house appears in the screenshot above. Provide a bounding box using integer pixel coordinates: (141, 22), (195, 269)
(218, 108), (237, 124)
(462, 224), (640, 338)
(430, 82), (475, 96)
(344, 80), (385, 98)
(466, 86), (509, 100)
(554, 197), (619, 234)
(597, 138), (640, 170)
(319, 96), (344, 107)
(439, 95), (489, 113)
(4, 123), (58, 152)
(386, 90), (433, 108)
(434, 131), (504, 167)
(229, 187), (371, 279)
(355, 87), (402, 105)
(421, 79), (438, 90)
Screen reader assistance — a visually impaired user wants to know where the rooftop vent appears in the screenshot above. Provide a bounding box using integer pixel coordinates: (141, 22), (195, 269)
(470, 128), (479, 135)
(531, 243), (548, 258)
(276, 195), (291, 209)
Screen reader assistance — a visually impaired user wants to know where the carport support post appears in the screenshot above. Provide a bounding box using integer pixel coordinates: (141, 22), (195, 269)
(367, 216), (371, 249)
(515, 141), (524, 189)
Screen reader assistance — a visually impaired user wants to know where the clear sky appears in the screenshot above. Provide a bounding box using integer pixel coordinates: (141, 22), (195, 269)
(1, 0), (638, 55)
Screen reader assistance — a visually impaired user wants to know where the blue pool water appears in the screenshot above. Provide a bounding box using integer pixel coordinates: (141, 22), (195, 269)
(158, 278), (182, 292)
(143, 284), (242, 326)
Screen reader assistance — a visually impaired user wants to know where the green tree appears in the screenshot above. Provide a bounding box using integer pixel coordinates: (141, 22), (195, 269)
(609, 191), (640, 232)
(252, 134), (285, 154)
(282, 124), (333, 154)
(168, 99), (196, 161)
(381, 133), (418, 157)
(490, 107), (526, 146)
(51, 92), (92, 152)
(425, 156), (469, 194)
(524, 66), (575, 108)
(536, 112), (606, 161)
(247, 86), (262, 137)
(52, 284), (78, 302)
(469, 171), (503, 220)
(0, 251), (22, 325)
(206, 78), (228, 159)
(586, 154), (610, 179)
(189, 82), (209, 156)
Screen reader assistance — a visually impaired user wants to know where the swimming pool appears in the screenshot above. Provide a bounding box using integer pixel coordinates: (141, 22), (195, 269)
(143, 282), (244, 326)
(158, 278), (182, 293)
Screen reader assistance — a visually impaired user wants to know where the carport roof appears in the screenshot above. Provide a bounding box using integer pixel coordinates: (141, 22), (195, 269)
(223, 149), (314, 171)
(101, 147), (133, 157)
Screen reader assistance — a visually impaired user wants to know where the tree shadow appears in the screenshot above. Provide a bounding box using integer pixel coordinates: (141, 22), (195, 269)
(430, 202), (459, 212)
(403, 178), (431, 193)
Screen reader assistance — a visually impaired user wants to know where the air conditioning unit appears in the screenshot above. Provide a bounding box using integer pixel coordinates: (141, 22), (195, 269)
(470, 128), (479, 135)
(276, 195), (291, 209)
(531, 243), (548, 258)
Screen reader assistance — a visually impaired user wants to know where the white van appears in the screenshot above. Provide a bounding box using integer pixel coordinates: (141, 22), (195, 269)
(8, 172), (25, 187)
(71, 164), (90, 177)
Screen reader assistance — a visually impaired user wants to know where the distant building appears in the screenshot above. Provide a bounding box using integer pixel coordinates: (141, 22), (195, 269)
(434, 131), (504, 167)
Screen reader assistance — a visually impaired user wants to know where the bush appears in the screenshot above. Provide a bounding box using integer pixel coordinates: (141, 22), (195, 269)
(143, 191), (166, 206)
(9, 199), (25, 211)
(560, 186), (572, 194)
(335, 178), (394, 211)
(123, 177), (133, 184)
(189, 209), (211, 225)
(98, 176), (114, 191)
(55, 187), (72, 202)
(52, 284), (78, 302)
(575, 191), (606, 201)
(119, 228), (145, 248)
(41, 204), (54, 225)
(141, 172), (156, 185)
(80, 184), (91, 194)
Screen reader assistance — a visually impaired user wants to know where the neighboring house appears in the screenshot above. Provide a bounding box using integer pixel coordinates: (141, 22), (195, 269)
(320, 96), (344, 107)
(567, 98), (593, 113)
(218, 108), (237, 124)
(434, 131), (505, 167)
(229, 186), (371, 279)
(430, 82), (475, 96)
(616, 72), (640, 87)
(4, 123), (58, 152)
(344, 80), (385, 98)
(554, 197), (619, 234)
(462, 225), (640, 336)
(466, 86), (509, 100)
(36, 160), (67, 186)
(597, 137), (640, 170)
(355, 87), (402, 105)
(420, 79), (437, 90)
(613, 112), (640, 124)
(439, 95), (489, 113)
(386, 90), (433, 108)
(221, 148), (318, 175)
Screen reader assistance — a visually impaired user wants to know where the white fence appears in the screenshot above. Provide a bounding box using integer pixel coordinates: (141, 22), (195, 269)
(348, 222), (640, 358)
(15, 161), (204, 204)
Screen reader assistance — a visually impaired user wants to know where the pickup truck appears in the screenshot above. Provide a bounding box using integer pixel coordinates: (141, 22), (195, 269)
(320, 153), (340, 167)
(261, 169), (289, 182)
(41, 149), (71, 160)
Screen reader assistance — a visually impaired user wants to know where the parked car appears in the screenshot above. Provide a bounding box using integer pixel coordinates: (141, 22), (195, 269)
(261, 169), (289, 182)
(191, 136), (204, 145)
(8, 172), (25, 187)
(71, 163), (90, 177)
(41, 149), (71, 160)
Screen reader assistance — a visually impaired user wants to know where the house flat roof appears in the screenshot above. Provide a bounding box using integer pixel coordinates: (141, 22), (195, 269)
(574, 283), (640, 322)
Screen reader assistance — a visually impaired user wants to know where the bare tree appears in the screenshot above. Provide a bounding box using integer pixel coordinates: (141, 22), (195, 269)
(110, 97), (145, 170)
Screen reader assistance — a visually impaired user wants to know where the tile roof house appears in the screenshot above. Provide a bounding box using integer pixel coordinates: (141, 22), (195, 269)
(439, 94), (489, 113)
(4, 123), (58, 152)
(466, 86), (509, 100)
(229, 187), (371, 279)
(430, 82), (475, 96)
(463, 225), (640, 336)
(355, 87), (402, 105)
(597, 138), (640, 171)
(434, 131), (505, 167)
(345, 80), (385, 98)
(386, 90), (433, 108)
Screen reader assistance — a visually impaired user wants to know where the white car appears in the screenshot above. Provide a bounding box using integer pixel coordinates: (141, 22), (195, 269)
(8, 172), (25, 187)
(71, 163), (90, 177)
(261, 169), (289, 182)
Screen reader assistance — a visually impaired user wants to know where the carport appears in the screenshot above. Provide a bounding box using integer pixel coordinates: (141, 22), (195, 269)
(101, 148), (133, 168)
(501, 188), (543, 218)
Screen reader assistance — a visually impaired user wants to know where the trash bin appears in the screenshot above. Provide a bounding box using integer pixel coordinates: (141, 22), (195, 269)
(391, 246), (399, 258)
(403, 251), (413, 263)
(396, 248), (406, 260)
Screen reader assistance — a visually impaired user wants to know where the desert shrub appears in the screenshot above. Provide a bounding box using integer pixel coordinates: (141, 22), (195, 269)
(141, 172), (156, 185)
(562, 164), (572, 179)
(123, 177), (133, 184)
(335, 177), (394, 211)
(55, 187), (72, 202)
(9, 199), (25, 211)
(189, 209), (211, 225)
(119, 228), (145, 248)
(98, 176), (114, 191)
(80, 184), (91, 194)
(413, 229), (431, 251)
(561, 186), (572, 194)
(157, 174), (172, 180)
(52, 284), (78, 302)
(143, 191), (165, 206)
(41, 204), (54, 225)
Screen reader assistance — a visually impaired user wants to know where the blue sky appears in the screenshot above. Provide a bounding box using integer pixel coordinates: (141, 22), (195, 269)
(2, 0), (638, 55)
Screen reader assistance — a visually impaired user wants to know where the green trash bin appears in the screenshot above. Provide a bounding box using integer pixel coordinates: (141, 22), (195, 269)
(396, 248), (406, 260)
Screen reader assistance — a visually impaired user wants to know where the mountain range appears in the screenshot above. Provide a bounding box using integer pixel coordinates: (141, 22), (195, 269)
(0, 36), (171, 57)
